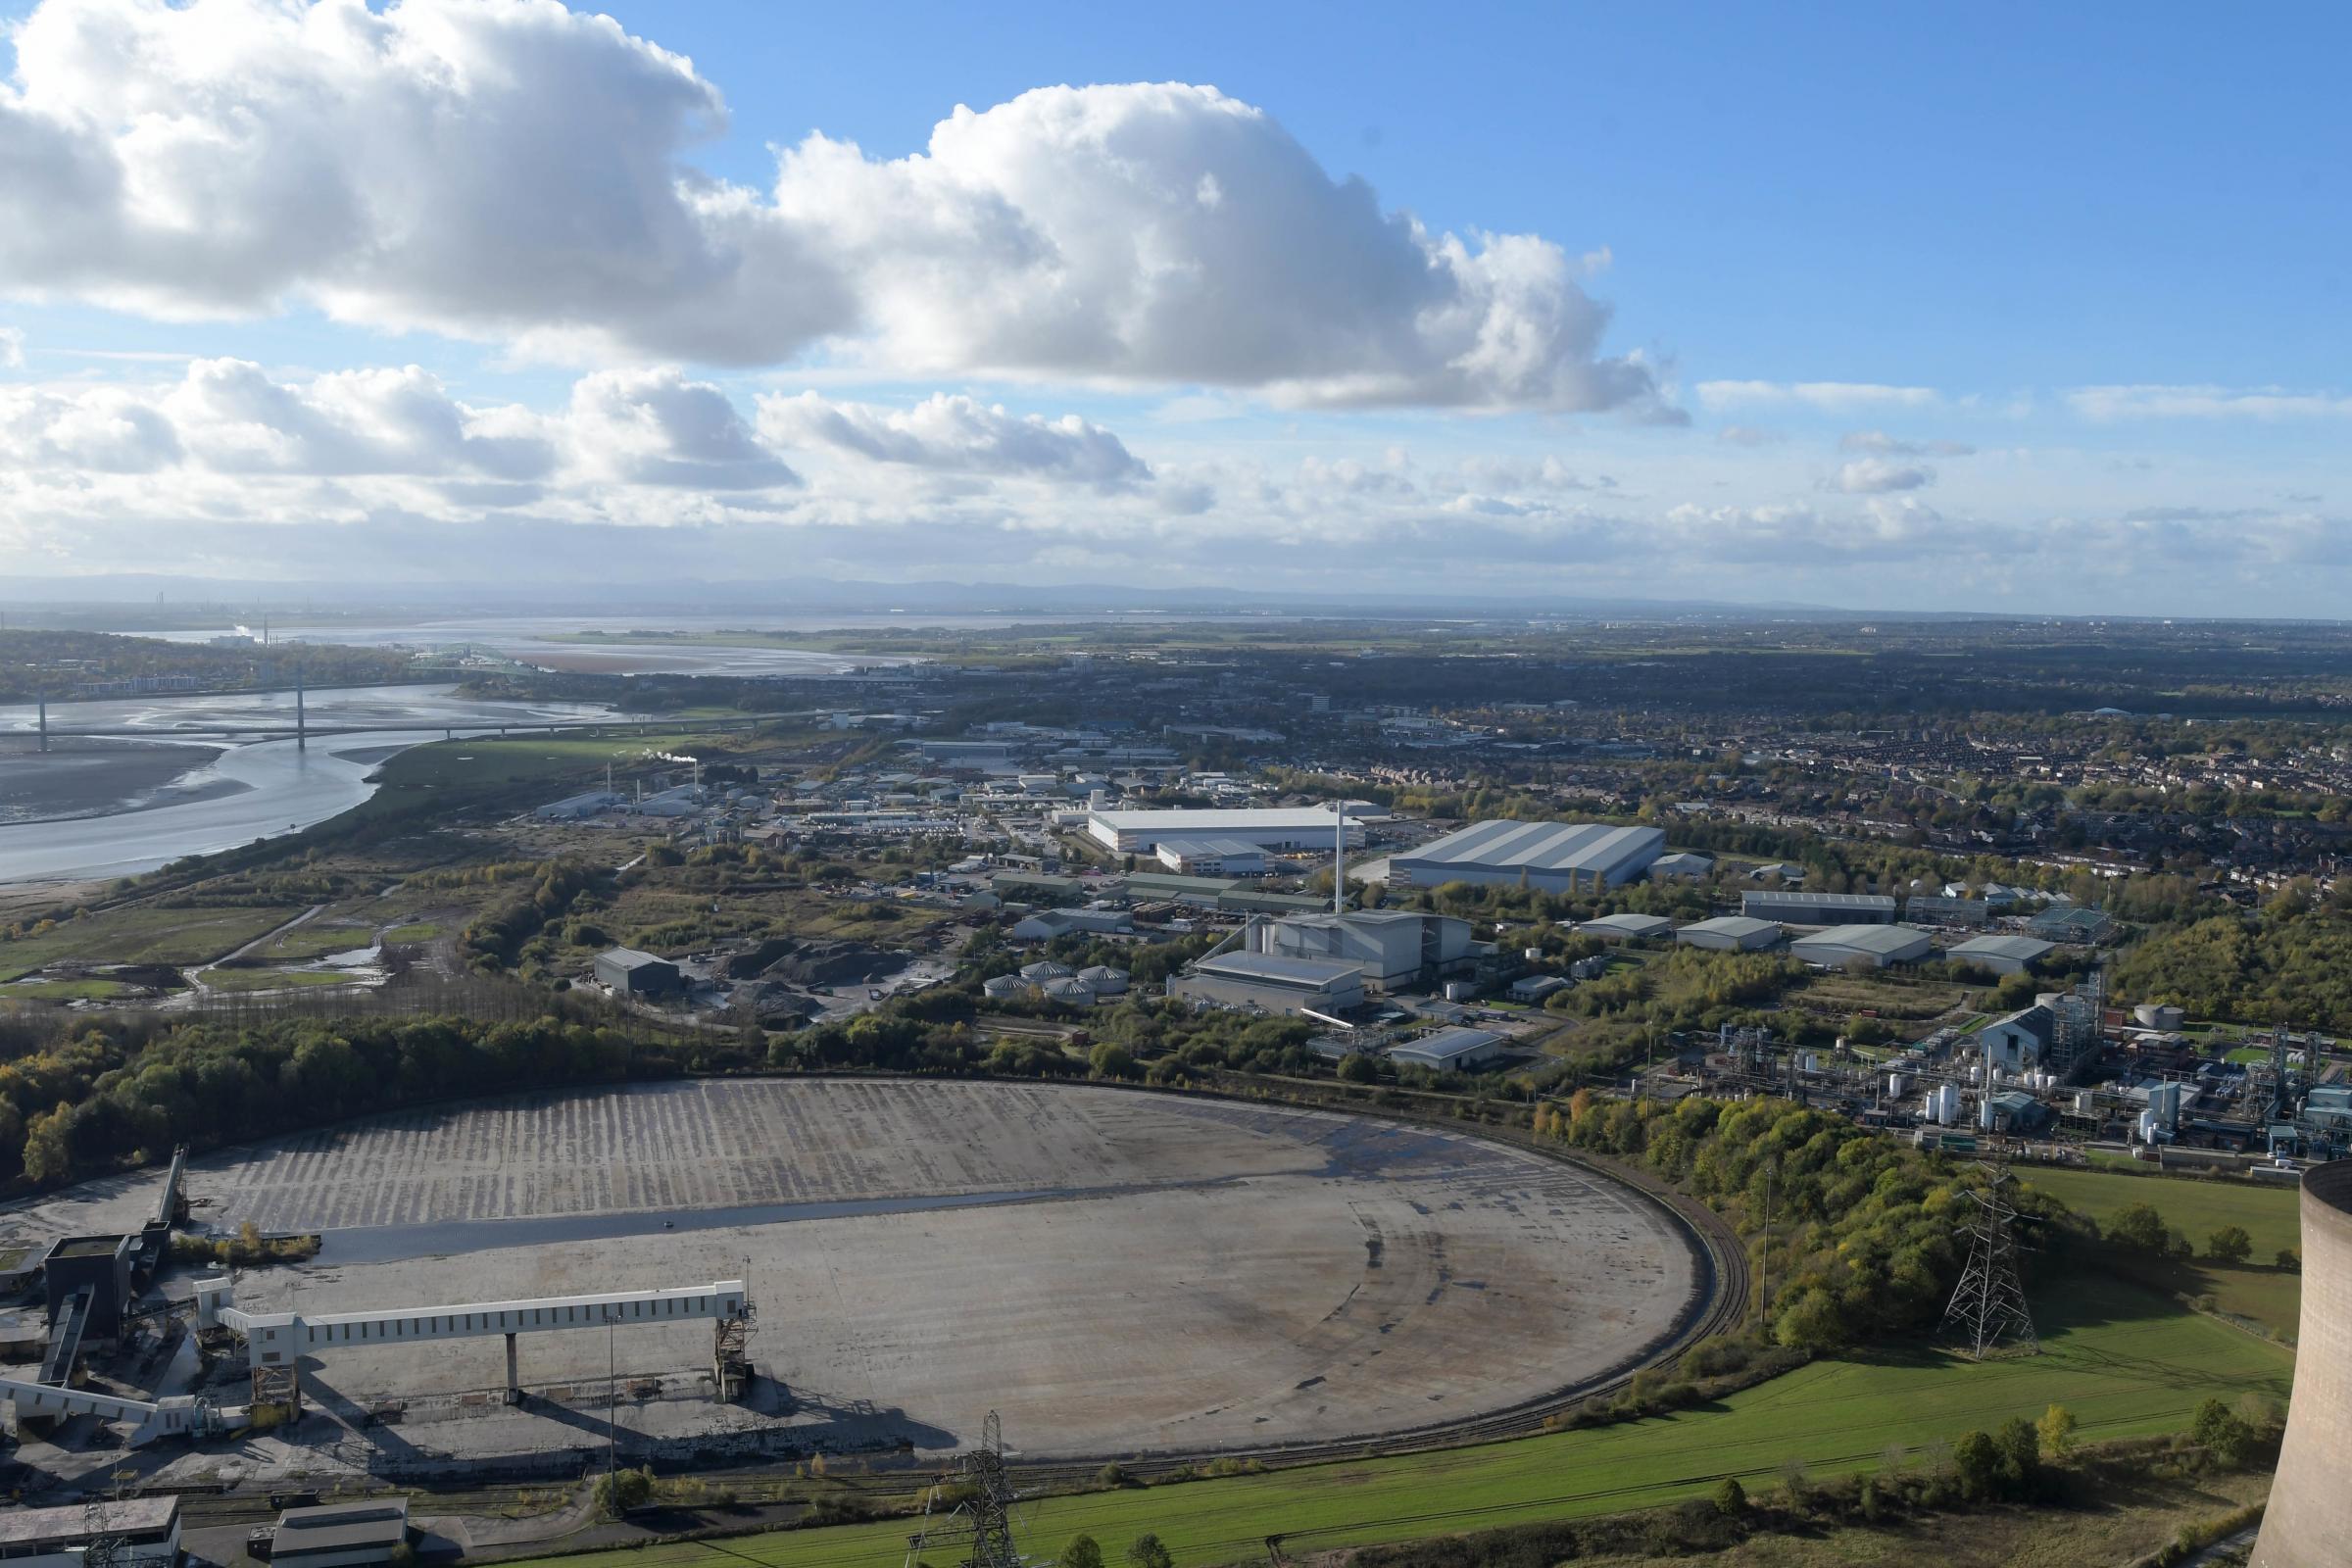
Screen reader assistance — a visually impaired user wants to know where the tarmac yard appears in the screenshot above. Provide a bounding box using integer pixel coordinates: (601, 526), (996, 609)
(4, 1080), (1701, 1472)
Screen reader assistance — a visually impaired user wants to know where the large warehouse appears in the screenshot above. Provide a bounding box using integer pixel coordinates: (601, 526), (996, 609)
(1946, 933), (2054, 976)
(1088, 808), (1361, 856)
(1677, 916), (1784, 953)
(1741, 890), (1897, 926)
(1789, 923), (1934, 968)
(1388, 820), (1665, 894)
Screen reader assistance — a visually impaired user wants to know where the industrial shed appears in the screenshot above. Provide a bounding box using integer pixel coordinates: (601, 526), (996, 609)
(270, 1499), (411, 1568)
(1906, 895), (1989, 927)
(1741, 891), (1897, 925)
(1169, 952), (1365, 1016)
(1677, 916), (1784, 952)
(1946, 933), (2054, 976)
(1789, 923), (1934, 968)
(594, 947), (681, 997)
(1388, 820), (1665, 895)
(1646, 852), (1715, 881)
(1153, 837), (1269, 876)
(1387, 1026), (1508, 1073)
(0, 1498), (181, 1568)
(2028, 905), (2118, 944)
(1089, 808), (1360, 855)
(1581, 912), (1675, 942)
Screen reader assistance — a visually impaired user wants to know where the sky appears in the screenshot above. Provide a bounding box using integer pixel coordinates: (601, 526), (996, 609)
(0, 0), (2347, 613)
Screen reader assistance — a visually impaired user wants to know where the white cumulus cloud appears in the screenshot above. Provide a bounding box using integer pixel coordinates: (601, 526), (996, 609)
(1827, 457), (1935, 494)
(760, 392), (1149, 490)
(0, 1), (1661, 411)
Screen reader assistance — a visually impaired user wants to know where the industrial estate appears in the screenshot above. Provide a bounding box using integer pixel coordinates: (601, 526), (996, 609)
(0, 612), (2343, 1568)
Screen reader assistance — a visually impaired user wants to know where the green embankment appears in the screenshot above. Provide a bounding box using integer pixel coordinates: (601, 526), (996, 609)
(0, 905), (303, 980)
(2021, 1166), (2301, 1258)
(499, 1274), (2286, 1568)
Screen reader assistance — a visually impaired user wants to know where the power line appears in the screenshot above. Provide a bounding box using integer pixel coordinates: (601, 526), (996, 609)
(1939, 1160), (2038, 1359)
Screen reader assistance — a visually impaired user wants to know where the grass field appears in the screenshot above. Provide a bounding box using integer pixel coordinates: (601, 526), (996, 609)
(1793, 975), (1970, 1021)
(0, 977), (142, 1003)
(2022, 1166), (2303, 1258)
(253, 918), (378, 960)
(1572, 1469), (2268, 1567)
(498, 1274), (2285, 1568)
(0, 904), (302, 979)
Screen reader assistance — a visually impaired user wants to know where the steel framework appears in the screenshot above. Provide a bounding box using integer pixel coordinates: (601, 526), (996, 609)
(1939, 1162), (2038, 1358)
(905, 1411), (1025, 1568)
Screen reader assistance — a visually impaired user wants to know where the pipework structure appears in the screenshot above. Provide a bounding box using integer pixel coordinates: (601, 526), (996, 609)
(198, 1276), (753, 1413)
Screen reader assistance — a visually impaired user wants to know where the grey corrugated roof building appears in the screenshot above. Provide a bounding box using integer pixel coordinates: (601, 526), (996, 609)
(1389, 820), (1665, 894)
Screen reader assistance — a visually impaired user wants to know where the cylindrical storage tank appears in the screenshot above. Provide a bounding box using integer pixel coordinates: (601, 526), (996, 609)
(1800, 1053), (1819, 1073)
(1938, 1086), (1960, 1125)
(2252, 1160), (2352, 1567)
(1887, 1072), (1908, 1099)
(2136, 1109), (2156, 1144)
(1979, 1096), (1995, 1130)
(2074, 1090), (2094, 1114)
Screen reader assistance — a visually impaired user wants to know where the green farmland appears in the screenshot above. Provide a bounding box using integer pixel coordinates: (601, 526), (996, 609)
(501, 1273), (2286, 1568)
(2022, 1165), (2302, 1258)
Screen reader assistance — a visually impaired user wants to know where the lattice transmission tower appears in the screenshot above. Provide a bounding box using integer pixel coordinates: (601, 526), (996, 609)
(1939, 1162), (2038, 1358)
(904, 1411), (1027, 1568)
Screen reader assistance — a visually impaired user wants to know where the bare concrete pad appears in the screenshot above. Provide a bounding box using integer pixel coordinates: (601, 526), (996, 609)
(5, 1080), (1700, 1473)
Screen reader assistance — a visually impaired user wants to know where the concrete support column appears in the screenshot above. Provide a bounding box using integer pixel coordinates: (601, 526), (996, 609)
(505, 1332), (519, 1403)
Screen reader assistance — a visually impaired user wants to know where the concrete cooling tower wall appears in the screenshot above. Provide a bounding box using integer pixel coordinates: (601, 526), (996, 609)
(2253, 1158), (2352, 1568)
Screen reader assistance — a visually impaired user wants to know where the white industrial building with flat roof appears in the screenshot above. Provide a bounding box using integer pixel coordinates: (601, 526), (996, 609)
(1790, 923), (1935, 968)
(1153, 837), (1269, 876)
(1946, 933), (2055, 976)
(1387, 1026), (1508, 1073)
(1388, 820), (1665, 894)
(1742, 890), (1897, 925)
(1088, 808), (1361, 855)
(1677, 916), (1784, 952)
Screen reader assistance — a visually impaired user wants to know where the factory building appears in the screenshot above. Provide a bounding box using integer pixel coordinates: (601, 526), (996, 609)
(1947, 933), (2055, 976)
(1677, 916), (1784, 953)
(1088, 808), (1361, 855)
(1388, 820), (1665, 894)
(1153, 837), (1269, 876)
(1906, 894), (1989, 927)
(1741, 891), (1897, 926)
(1646, 852), (1715, 881)
(1262, 909), (1476, 990)
(1509, 974), (1568, 1004)
(2028, 905), (2118, 945)
(269, 1499), (413, 1568)
(1580, 912), (1675, 942)
(1789, 923), (1934, 968)
(1976, 1004), (2058, 1072)
(0, 1498), (181, 1568)
(1387, 1026), (1508, 1074)
(1009, 907), (1133, 941)
(1169, 952), (1365, 1015)
(594, 947), (681, 997)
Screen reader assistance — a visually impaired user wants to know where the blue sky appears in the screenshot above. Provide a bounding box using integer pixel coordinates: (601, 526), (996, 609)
(0, 0), (2346, 611)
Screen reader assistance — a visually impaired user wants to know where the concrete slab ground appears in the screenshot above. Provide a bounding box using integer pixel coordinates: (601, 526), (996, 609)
(1, 1080), (1698, 1479)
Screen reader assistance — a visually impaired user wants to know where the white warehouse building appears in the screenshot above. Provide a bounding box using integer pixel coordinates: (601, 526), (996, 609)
(1088, 808), (1362, 856)
(1388, 820), (1666, 895)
